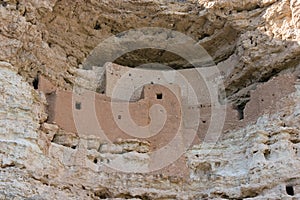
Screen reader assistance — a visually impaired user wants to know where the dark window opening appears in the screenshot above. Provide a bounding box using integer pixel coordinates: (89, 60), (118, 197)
(94, 21), (101, 30)
(151, 81), (154, 84)
(286, 185), (294, 196)
(235, 104), (245, 120)
(93, 158), (98, 164)
(129, 73), (131, 76)
(156, 93), (163, 99)
(237, 107), (244, 120)
(75, 102), (82, 110)
(32, 77), (39, 89)
(202, 120), (206, 124)
(118, 115), (121, 120)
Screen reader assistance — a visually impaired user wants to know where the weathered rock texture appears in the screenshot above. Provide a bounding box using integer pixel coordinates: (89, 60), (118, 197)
(0, 0), (300, 199)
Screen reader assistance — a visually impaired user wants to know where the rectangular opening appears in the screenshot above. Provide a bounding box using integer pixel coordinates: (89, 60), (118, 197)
(32, 76), (39, 90)
(75, 102), (82, 110)
(156, 93), (163, 99)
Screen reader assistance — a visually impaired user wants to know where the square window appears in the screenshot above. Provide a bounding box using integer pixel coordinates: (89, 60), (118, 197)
(75, 102), (81, 110)
(156, 93), (163, 99)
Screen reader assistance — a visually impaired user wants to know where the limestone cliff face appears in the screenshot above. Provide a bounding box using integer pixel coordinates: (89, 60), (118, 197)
(0, 0), (300, 199)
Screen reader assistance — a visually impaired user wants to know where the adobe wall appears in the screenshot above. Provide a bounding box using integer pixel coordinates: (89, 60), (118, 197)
(104, 63), (297, 125)
(38, 69), (297, 178)
(40, 68), (297, 143)
(244, 73), (296, 123)
(37, 75), (57, 94)
(39, 68), (240, 144)
(182, 102), (240, 142)
(47, 83), (183, 151)
(46, 83), (190, 176)
(105, 62), (212, 105)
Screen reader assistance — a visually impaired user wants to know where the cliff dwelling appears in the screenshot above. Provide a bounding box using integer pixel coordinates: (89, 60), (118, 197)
(37, 61), (297, 175)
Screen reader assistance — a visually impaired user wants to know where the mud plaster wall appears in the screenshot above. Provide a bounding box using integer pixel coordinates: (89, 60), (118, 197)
(42, 66), (298, 142)
(104, 62), (241, 135)
(44, 61), (240, 144)
(244, 73), (297, 122)
(38, 65), (298, 179)
(105, 62), (212, 105)
(48, 84), (182, 151)
(41, 62), (298, 140)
